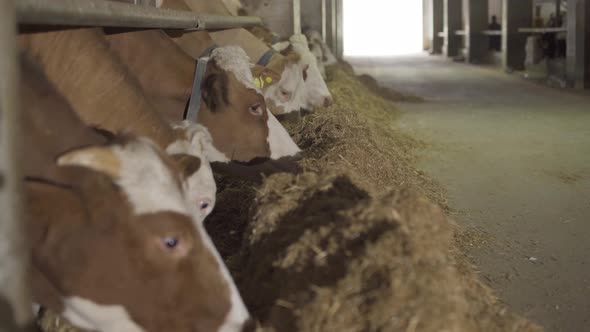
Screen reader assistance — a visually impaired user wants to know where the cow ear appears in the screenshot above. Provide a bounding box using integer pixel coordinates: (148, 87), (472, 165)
(302, 64), (309, 81)
(170, 154), (202, 179)
(56, 146), (121, 179)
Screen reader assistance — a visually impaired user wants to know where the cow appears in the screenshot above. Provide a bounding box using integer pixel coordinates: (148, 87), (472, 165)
(207, 28), (313, 114)
(19, 28), (217, 222)
(305, 30), (338, 67)
(103, 28), (300, 162)
(20, 56), (252, 332)
(156, 0), (304, 116)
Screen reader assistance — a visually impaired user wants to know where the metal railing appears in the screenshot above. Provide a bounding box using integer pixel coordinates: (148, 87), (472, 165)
(17, 0), (262, 30)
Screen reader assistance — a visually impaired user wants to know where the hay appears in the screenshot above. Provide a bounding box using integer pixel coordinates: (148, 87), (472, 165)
(209, 62), (540, 331)
(234, 171), (540, 332)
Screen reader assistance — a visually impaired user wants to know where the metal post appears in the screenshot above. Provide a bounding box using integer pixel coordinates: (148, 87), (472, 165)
(331, 0), (337, 52)
(321, 0), (327, 42)
(0, 0), (32, 330)
(336, 0), (343, 58)
(293, 0), (301, 34)
(16, 0), (262, 30)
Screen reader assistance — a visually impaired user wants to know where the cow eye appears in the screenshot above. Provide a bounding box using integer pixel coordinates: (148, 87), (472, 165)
(163, 237), (179, 249)
(249, 103), (263, 116)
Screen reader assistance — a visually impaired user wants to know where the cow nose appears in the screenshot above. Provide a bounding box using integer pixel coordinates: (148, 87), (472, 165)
(323, 96), (334, 107)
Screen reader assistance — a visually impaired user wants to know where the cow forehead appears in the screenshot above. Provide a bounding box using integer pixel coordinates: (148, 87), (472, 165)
(113, 138), (189, 216)
(211, 46), (261, 94)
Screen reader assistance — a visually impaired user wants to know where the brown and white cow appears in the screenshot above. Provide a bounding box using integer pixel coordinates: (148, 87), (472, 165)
(19, 28), (217, 223)
(102, 28), (300, 162)
(208, 28), (312, 114)
(20, 56), (251, 332)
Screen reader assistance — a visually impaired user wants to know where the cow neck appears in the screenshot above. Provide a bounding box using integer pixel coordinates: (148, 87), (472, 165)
(18, 57), (109, 185)
(185, 46), (218, 122)
(19, 28), (178, 150)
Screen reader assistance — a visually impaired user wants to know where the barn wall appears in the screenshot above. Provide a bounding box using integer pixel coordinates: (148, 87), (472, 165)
(301, 0), (323, 34)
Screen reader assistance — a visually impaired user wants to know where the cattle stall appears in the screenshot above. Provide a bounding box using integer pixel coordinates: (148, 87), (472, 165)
(1, 1), (271, 329)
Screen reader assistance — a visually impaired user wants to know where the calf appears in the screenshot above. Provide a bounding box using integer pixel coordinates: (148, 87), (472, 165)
(20, 57), (251, 332)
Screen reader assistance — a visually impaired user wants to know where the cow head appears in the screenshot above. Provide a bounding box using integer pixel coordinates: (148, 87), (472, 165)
(197, 46), (300, 162)
(260, 52), (310, 114)
(167, 123), (217, 223)
(27, 137), (250, 332)
(288, 34), (333, 109)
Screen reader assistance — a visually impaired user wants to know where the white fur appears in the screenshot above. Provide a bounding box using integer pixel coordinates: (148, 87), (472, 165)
(288, 34), (333, 109)
(112, 138), (187, 216)
(62, 297), (144, 332)
(271, 41), (290, 52)
(211, 46), (260, 93)
(264, 62), (308, 114)
(267, 111), (301, 159)
(167, 122), (218, 222)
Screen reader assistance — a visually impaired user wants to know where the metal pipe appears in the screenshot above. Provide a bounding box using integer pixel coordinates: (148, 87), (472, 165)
(16, 0), (262, 30)
(331, 0), (337, 52)
(0, 0), (32, 329)
(293, 0), (301, 34)
(321, 0), (327, 42)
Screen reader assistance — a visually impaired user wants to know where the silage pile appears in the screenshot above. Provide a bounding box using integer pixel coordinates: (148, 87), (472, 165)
(209, 63), (541, 331)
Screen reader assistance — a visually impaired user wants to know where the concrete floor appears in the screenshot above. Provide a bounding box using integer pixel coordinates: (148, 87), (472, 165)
(348, 55), (590, 332)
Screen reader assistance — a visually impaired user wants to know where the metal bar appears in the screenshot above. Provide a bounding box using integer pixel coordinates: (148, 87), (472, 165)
(331, 0), (336, 52)
(0, 0), (32, 329)
(321, 0), (327, 42)
(293, 0), (301, 34)
(16, 0), (262, 30)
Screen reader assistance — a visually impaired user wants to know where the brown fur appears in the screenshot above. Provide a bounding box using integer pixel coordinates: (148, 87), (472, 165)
(105, 29), (272, 162)
(20, 57), (235, 332)
(19, 28), (180, 149)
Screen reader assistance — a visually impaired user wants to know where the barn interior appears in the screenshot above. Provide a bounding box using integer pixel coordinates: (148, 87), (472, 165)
(1, 1), (589, 332)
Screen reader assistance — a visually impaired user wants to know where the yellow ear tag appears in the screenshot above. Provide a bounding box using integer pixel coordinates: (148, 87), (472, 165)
(265, 76), (273, 84)
(254, 77), (263, 89)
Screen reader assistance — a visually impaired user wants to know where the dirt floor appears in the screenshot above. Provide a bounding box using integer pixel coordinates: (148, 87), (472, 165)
(348, 55), (590, 332)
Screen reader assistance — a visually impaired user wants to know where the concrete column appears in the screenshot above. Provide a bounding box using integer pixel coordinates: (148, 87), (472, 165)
(335, 0), (343, 58)
(430, 0), (444, 53)
(566, 0), (589, 89)
(0, 0), (33, 330)
(464, 0), (489, 63)
(502, 0), (533, 70)
(444, 0), (462, 57)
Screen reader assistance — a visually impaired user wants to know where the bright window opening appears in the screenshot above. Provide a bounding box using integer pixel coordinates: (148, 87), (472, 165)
(343, 0), (424, 56)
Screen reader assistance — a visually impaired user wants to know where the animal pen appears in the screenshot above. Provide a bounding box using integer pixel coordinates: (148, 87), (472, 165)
(1, 0), (343, 329)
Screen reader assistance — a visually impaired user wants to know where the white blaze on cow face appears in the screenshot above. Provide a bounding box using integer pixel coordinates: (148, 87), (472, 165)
(266, 111), (301, 159)
(289, 34), (333, 109)
(57, 138), (187, 216)
(167, 122), (218, 222)
(62, 297), (144, 332)
(264, 62), (308, 114)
